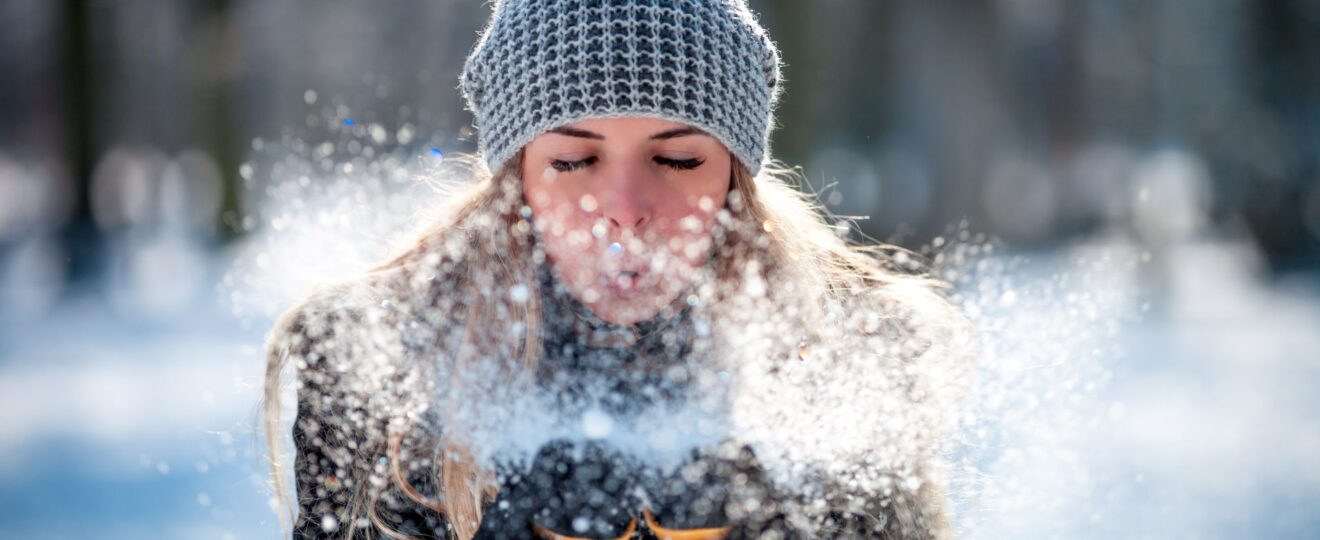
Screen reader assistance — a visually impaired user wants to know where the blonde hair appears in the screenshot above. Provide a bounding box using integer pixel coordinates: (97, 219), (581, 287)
(262, 148), (966, 539)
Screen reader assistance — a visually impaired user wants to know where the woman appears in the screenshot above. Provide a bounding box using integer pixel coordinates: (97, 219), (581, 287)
(263, 1), (974, 539)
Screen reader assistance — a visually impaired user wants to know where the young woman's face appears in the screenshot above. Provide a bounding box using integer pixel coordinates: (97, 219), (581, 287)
(521, 117), (734, 325)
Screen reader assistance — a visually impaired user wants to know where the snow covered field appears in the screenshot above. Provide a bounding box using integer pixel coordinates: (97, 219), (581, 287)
(0, 286), (274, 539)
(956, 236), (1320, 539)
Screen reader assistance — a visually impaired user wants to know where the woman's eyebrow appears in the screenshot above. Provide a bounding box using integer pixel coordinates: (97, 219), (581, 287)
(649, 126), (708, 140)
(547, 126), (605, 139)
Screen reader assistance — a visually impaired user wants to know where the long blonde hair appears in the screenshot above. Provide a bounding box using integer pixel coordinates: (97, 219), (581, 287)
(262, 148), (966, 539)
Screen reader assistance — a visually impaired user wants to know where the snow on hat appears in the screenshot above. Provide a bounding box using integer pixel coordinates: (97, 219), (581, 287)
(458, 0), (784, 176)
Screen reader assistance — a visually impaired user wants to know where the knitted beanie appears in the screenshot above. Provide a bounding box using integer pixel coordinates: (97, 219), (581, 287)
(458, 0), (784, 177)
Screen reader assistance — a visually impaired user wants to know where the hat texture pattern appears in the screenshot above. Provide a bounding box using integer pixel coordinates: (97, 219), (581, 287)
(459, 0), (783, 176)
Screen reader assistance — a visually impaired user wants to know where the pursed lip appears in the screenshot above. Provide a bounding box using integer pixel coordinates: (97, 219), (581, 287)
(603, 266), (650, 298)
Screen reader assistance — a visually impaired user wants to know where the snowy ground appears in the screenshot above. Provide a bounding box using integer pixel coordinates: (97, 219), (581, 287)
(955, 235), (1320, 539)
(0, 280), (275, 539)
(1, 233), (1318, 539)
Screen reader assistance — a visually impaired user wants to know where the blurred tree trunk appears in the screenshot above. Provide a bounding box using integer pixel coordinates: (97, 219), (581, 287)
(1242, 0), (1320, 269)
(59, 0), (102, 286)
(194, 0), (242, 242)
(754, 0), (892, 169)
(753, 0), (811, 171)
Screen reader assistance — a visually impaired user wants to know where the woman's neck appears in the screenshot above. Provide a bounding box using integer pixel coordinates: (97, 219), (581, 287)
(531, 259), (699, 419)
(535, 260), (691, 350)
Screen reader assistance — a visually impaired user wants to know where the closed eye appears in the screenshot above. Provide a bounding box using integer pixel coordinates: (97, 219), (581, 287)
(655, 156), (705, 170)
(550, 156), (598, 172)
(549, 156), (705, 172)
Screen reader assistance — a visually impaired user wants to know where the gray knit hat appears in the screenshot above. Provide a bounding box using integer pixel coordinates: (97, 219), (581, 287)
(458, 0), (784, 177)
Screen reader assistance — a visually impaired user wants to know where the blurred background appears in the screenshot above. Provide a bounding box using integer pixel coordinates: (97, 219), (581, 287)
(1, 0), (1318, 538)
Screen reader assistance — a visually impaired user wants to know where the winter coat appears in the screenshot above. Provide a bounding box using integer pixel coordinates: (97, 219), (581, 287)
(285, 263), (942, 539)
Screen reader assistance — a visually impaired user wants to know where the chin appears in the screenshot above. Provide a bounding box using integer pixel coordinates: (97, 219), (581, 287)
(591, 302), (660, 326)
(588, 291), (674, 326)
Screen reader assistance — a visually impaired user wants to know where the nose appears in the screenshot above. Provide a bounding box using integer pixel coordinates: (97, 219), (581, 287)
(596, 159), (652, 230)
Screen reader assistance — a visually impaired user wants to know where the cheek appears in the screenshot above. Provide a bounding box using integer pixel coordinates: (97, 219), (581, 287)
(654, 193), (727, 265)
(524, 171), (593, 279)
(523, 166), (565, 215)
(525, 166), (580, 226)
(655, 164), (729, 214)
(689, 167), (731, 216)
(533, 217), (596, 287)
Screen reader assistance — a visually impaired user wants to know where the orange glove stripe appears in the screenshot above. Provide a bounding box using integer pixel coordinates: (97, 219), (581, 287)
(642, 508), (732, 540)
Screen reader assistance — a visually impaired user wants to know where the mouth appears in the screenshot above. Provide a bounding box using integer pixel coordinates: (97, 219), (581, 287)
(605, 268), (648, 298)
